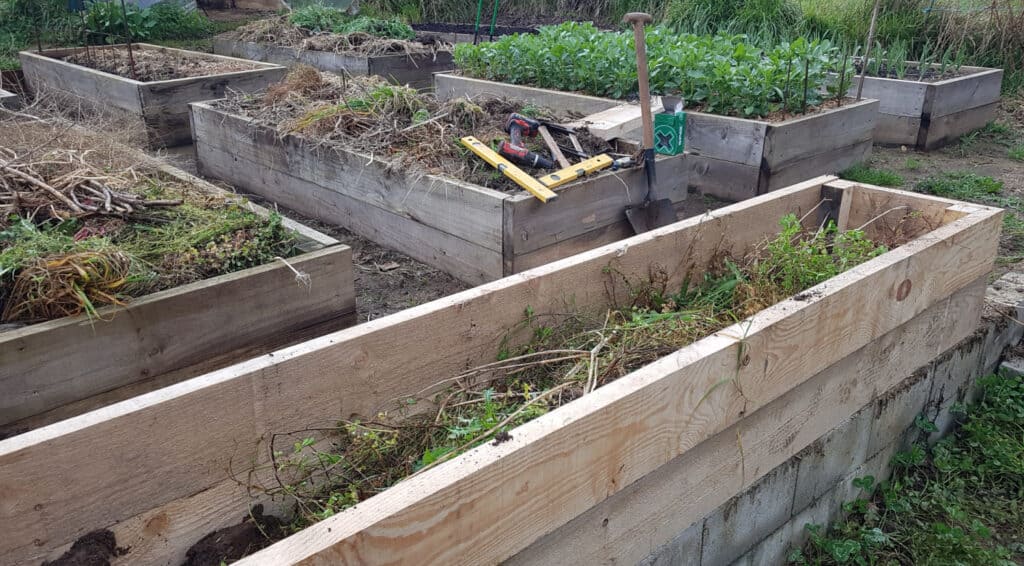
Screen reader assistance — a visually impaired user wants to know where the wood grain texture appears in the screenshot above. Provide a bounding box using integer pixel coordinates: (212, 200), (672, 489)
(20, 48), (143, 112)
(243, 191), (998, 566)
(685, 154), (761, 202)
(763, 139), (874, 193)
(922, 101), (1000, 150)
(762, 99), (878, 169)
(508, 277), (985, 566)
(873, 113), (922, 146)
(684, 111), (767, 167)
(927, 68), (1003, 119)
(367, 51), (454, 88)
(844, 75), (928, 117)
(566, 101), (664, 140)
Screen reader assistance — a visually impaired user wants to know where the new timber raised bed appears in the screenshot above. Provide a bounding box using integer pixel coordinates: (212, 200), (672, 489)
(0, 141), (356, 436)
(847, 64), (1003, 149)
(190, 100), (688, 285)
(0, 176), (1000, 565)
(212, 37), (454, 88)
(436, 73), (880, 202)
(19, 44), (286, 147)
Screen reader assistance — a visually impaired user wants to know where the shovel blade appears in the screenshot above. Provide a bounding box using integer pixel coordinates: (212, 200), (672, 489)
(626, 198), (677, 233)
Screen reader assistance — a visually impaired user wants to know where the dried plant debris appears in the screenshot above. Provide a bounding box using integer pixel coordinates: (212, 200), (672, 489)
(215, 67), (612, 192)
(0, 119), (299, 326)
(232, 16), (448, 57)
(61, 47), (256, 81)
(224, 211), (925, 547)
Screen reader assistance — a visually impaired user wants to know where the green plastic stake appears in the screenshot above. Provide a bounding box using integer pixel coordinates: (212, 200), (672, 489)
(474, 0), (484, 44)
(489, 0), (499, 39)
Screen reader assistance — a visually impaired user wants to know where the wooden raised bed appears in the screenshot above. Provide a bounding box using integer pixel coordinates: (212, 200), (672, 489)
(0, 88), (17, 108)
(0, 176), (1000, 565)
(190, 101), (689, 285)
(436, 73), (880, 202)
(19, 44), (286, 147)
(411, 23), (537, 44)
(212, 37), (453, 89)
(0, 158), (356, 436)
(846, 65), (1003, 149)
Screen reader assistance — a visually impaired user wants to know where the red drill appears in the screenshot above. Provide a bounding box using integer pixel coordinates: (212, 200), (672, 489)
(498, 113), (555, 169)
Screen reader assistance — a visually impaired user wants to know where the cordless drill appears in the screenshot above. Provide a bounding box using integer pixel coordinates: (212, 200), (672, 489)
(498, 113), (555, 169)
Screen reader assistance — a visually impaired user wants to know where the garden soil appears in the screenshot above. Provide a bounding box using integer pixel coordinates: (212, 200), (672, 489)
(62, 47), (256, 81)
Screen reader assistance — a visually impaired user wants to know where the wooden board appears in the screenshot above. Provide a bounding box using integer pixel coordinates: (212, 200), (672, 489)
(566, 101), (664, 141)
(762, 99), (878, 169)
(685, 154), (762, 202)
(873, 113), (922, 146)
(763, 138), (874, 193)
(434, 73), (618, 115)
(0, 88), (20, 109)
(685, 111), (767, 167)
(927, 67), (1003, 119)
(0, 153), (356, 429)
(922, 101), (1000, 150)
(508, 276), (985, 565)
(0, 176), (1000, 566)
(20, 48), (143, 113)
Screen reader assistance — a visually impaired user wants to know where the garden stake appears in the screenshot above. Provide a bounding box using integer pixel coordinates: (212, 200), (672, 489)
(836, 44), (849, 106)
(623, 12), (676, 233)
(802, 57), (809, 114)
(119, 0), (138, 80)
(783, 57), (792, 110)
(857, 0), (882, 101)
(489, 0), (500, 40)
(473, 0), (484, 44)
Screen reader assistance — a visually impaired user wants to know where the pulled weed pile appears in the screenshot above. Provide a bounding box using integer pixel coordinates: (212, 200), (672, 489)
(249, 212), (899, 533)
(62, 46), (256, 81)
(232, 14), (445, 57)
(217, 67), (610, 192)
(0, 120), (298, 325)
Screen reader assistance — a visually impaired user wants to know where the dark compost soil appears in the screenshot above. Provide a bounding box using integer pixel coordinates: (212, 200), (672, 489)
(42, 530), (123, 566)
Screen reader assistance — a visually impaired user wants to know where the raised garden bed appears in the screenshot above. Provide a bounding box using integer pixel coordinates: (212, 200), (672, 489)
(19, 44), (286, 147)
(0, 175), (1000, 565)
(0, 88), (17, 108)
(846, 64), (1003, 149)
(0, 122), (356, 434)
(436, 73), (879, 202)
(214, 15), (453, 88)
(191, 70), (688, 285)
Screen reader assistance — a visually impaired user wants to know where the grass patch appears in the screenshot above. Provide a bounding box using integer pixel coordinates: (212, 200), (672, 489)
(903, 158), (922, 171)
(1010, 145), (1024, 162)
(789, 371), (1024, 565)
(839, 164), (904, 187)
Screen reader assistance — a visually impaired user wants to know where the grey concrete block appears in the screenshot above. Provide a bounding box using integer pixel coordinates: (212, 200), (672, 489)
(639, 521), (703, 566)
(926, 332), (984, 443)
(700, 460), (798, 566)
(866, 366), (933, 457)
(792, 408), (873, 512)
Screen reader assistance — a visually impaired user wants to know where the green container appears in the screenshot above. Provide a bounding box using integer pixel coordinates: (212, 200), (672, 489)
(654, 111), (686, 155)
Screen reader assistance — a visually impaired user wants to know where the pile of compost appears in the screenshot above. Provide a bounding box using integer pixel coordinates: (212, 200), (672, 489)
(61, 47), (256, 81)
(231, 16), (449, 56)
(213, 66), (613, 192)
(0, 119), (299, 326)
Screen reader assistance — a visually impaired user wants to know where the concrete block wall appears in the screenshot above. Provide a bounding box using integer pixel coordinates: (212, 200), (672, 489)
(637, 275), (1024, 566)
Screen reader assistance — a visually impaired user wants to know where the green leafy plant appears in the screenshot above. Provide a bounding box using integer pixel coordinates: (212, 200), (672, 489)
(288, 3), (350, 32)
(454, 22), (841, 118)
(840, 164), (904, 187)
(146, 1), (212, 40)
(1009, 145), (1024, 162)
(85, 0), (155, 43)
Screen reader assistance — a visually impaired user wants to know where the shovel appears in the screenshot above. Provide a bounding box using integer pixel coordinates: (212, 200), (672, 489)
(623, 12), (677, 234)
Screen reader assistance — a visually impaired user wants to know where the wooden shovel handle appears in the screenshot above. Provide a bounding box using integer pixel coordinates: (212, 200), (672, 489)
(623, 12), (654, 150)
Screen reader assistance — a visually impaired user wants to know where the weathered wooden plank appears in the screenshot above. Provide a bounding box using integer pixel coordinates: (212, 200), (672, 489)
(763, 139), (873, 193)
(566, 101), (663, 141)
(508, 277), (985, 565)
(434, 73), (618, 115)
(763, 99), (878, 169)
(213, 38), (371, 74)
(873, 113), (921, 146)
(244, 192), (999, 565)
(684, 111), (767, 167)
(685, 154), (761, 202)
(19, 48), (142, 112)
(194, 138), (504, 284)
(0, 88), (19, 108)
(0, 178), (829, 565)
(927, 68), (1003, 119)
(844, 75), (928, 117)
(191, 103), (506, 253)
(0, 245), (354, 426)
(367, 51), (455, 88)
(505, 153), (688, 255)
(139, 68), (286, 116)
(922, 101), (1000, 150)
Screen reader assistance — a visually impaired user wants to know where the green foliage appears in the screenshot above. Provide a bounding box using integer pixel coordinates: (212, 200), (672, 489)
(903, 158), (921, 171)
(146, 1), (213, 40)
(791, 373), (1024, 565)
(753, 213), (887, 297)
(1010, 145), (1024, 162)
(85, 0), (156, 43)
(840, 164), (904, 188)
(289, 3), (413, 39)
(916, 171), (1003, 201)
(455, 22), (840, 118)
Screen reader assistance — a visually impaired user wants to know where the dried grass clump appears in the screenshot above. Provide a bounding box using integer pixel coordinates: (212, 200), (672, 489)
(232, 16), (446, 57)
(216, 67), (607, 191)
(2, 251), (136, 322)
(62, 47), (256, 82)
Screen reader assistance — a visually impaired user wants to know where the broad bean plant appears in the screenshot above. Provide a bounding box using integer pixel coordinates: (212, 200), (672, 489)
(455, 22), (841, 119)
